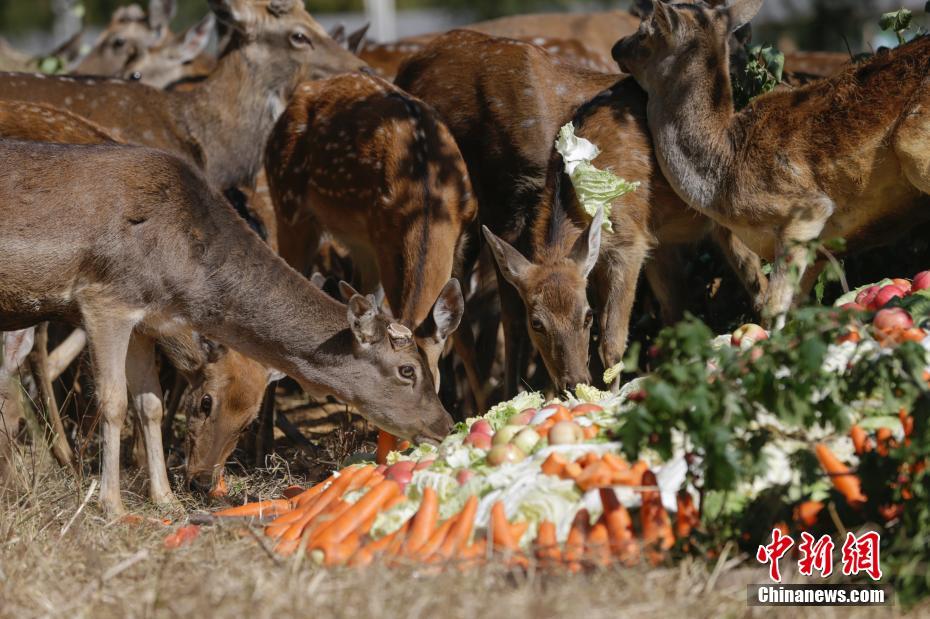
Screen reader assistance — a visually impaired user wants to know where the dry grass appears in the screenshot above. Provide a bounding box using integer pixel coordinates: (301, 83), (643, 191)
(0, 452), (921, 619)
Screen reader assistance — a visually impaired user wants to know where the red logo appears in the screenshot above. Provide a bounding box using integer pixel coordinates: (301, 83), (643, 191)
(841, 531), (883, 581)
(756, 528), (794, 582)
(797, 532), (835, 577)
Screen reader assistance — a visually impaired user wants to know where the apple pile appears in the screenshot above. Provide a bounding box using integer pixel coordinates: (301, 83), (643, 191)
(464, 404), (603, 467)
(839, 270), (930, 345)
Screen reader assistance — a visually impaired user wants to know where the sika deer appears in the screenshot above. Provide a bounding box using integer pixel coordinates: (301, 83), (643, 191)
(121, 13), (217, 89)
(265, 74), (475, 404)
(0, 0), (366, 193)
(398, 30), (766, 392)
(613, 0), (930, 326)
(0, 139), (453, 514)
(72, 0), (175, 76)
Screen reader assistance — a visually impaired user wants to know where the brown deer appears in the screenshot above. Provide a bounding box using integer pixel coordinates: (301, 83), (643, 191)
(0, 99), (289, 497)
(264, 73), (476, 406)
(121, 13), (217, 89)
(0, 138), (454, 514)
(397, 30), (766, 392)
(72, 0), (176, 76)
(613, 0), (930, 326)
(0, 0), (366, 193)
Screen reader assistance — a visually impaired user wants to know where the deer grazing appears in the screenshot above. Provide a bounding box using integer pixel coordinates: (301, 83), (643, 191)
(398, 29), (766, 392)
(0, 138), (454, 514)
(265, 73), (475, 404)
(613, 0), (930, 326)
(0, 0), (366, 193)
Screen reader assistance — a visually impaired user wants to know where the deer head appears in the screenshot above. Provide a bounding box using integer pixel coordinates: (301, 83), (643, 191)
(483, 206), (603, 392)
(73, 0), (176, 76)
(612, 0), (763, 89)
(184, 337), (280, 492)
(123, 13), (216, 88)
(208, 0), (367, 83)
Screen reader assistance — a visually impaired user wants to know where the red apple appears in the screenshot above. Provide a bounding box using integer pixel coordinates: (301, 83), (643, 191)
(456, 469), (476, 485)
(874, 285), (907, 308)
(873, 307), (914, 331)
(912, 271), (930, 292)
(486, 443), (526, 466)
(731, 323), (768, 347)
(839, 302), (867, 312)
(855, 285), (881, 308)
(385, 460), (416, 486)
(509, 409), (535, 426)
(892, 278), (912, 293)
(464, 432), (492, 450)
(548, 421), (584, 445)
(570, 403), (604, 417)
(469, 420), (493, 437)
(414, 457), (436, 471)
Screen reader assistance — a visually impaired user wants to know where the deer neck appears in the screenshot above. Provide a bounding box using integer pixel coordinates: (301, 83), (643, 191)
(645, 45), (738, 214)
(178, 46), (292, 190)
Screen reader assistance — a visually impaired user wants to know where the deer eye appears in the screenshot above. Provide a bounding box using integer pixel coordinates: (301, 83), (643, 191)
(398, 365), (416, 380)
(112, 36), (126, 50)
(584, 309), (594, 327)
(289, 31), (313, 48)
(200, 394), (213, 416)
(530, 318), (545, 332)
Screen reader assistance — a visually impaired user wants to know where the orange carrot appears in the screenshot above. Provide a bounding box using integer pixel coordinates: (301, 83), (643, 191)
(814, 443), (866, 505)
(309, 480), (401, 548)
(564, 508), (590, 572)
(298, 499), (350, 545)
(793, 500), (824, 528)
(510, 520), (529, 544)
(850, 425), (870, 455)
(586, 522), (610, 567)
(214, 499), (291, 518)
(294, 473), (337, 506)
(562, 462), (583, 479)
(876, 428), (894, 457)
(414, 515), (456, 559)
(579, 452), (599, 468)
(437, 495), (479, 560)
(209, 473), (228, 498)
(376, 431), (397, 464)
(582, 425), (599, 440)
(458, 539), (488, 571)
(273, 538), (299, 556)
(603, 453), (628, 471)
(535, 520), (561, 564)
(490, 501), (518, 551)
(576, 461), (614, 491)
(323, 532), (360, 566)
(900, 408), (914, 438)
(403, 487), (439, 555)
(279, 467), (366, 541)
(571, 403), (604, 417)
(630, 461), (649, 485)
(385, 521), (411, 557)
(541, 453), (568, 476)
(675, 490), (700, 540)
(640, 471), (674, 554)
(599, 488), (636, 562)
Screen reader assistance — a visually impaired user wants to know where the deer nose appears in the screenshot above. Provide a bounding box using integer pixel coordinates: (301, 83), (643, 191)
(558, 370), (591, 392)
(418, 412), (453, 444)
(188, 472), (213, 494)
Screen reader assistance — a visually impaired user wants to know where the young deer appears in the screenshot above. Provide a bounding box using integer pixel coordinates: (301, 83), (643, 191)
(0, 139), (453, 514)
(613, 0), (930, 325)
(264, 73), (474, 403)
(0, 0), (366, 193)
(72, 0), (176, 76)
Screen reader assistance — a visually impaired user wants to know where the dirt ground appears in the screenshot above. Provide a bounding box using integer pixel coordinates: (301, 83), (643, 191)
(0, 454), (919, 619)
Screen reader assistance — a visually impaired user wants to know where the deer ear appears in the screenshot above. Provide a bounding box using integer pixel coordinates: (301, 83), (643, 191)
(176, 13), (214, 62)
(720, 0), (763, 33)
(569, 207), (603, 278)
(148, 0), (176, 35)
(329, 23), (347, 45)
(338, 280), (361, 302)
(483, 226), (532, 292)
(428, 279), (464, 343)
(347, 23), (370, 54)
(347, 294), (384, 345)
(629, 0), (654, 18)
(197, 335), (228, 364)
(652, 0), (676, 35)
(2, 328), (35, 373)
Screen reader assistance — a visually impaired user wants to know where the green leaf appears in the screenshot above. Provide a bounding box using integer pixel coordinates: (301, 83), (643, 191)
(880, 8), (913, 32)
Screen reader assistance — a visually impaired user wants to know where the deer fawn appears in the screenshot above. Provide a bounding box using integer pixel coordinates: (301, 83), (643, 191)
(72, 0), (176, 77)
(122, 13), (217, 89)
(0, 0), (366, 193)
(613, 0), (930, 326)
(265, 73), (474, 402)
(0, 139), (454, 514)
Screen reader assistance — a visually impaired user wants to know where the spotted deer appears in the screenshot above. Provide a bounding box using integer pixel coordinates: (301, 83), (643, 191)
(72, 0), (176, 76)
(264, 73), (477, 406)
(398, 29), (766, 392)
(613, 0), (930, 326)
(0, 0), (366, 193)
(0, 139), (454, 514)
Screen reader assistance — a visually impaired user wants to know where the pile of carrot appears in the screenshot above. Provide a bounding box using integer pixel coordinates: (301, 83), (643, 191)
(211, 462), (699, 570)
(541, 451), (649, 491)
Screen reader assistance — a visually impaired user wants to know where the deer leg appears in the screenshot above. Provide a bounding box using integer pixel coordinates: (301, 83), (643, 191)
(28, 322), (74, 469)
(795, 258), (828, 306)
(643, 245), (686, 325)
(593, 244), (648, 392)
(711, 225), (768, 316)
(764, 216), (828, 329)
(125, 333), (175, 505)
(83, 310), (136, 516)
